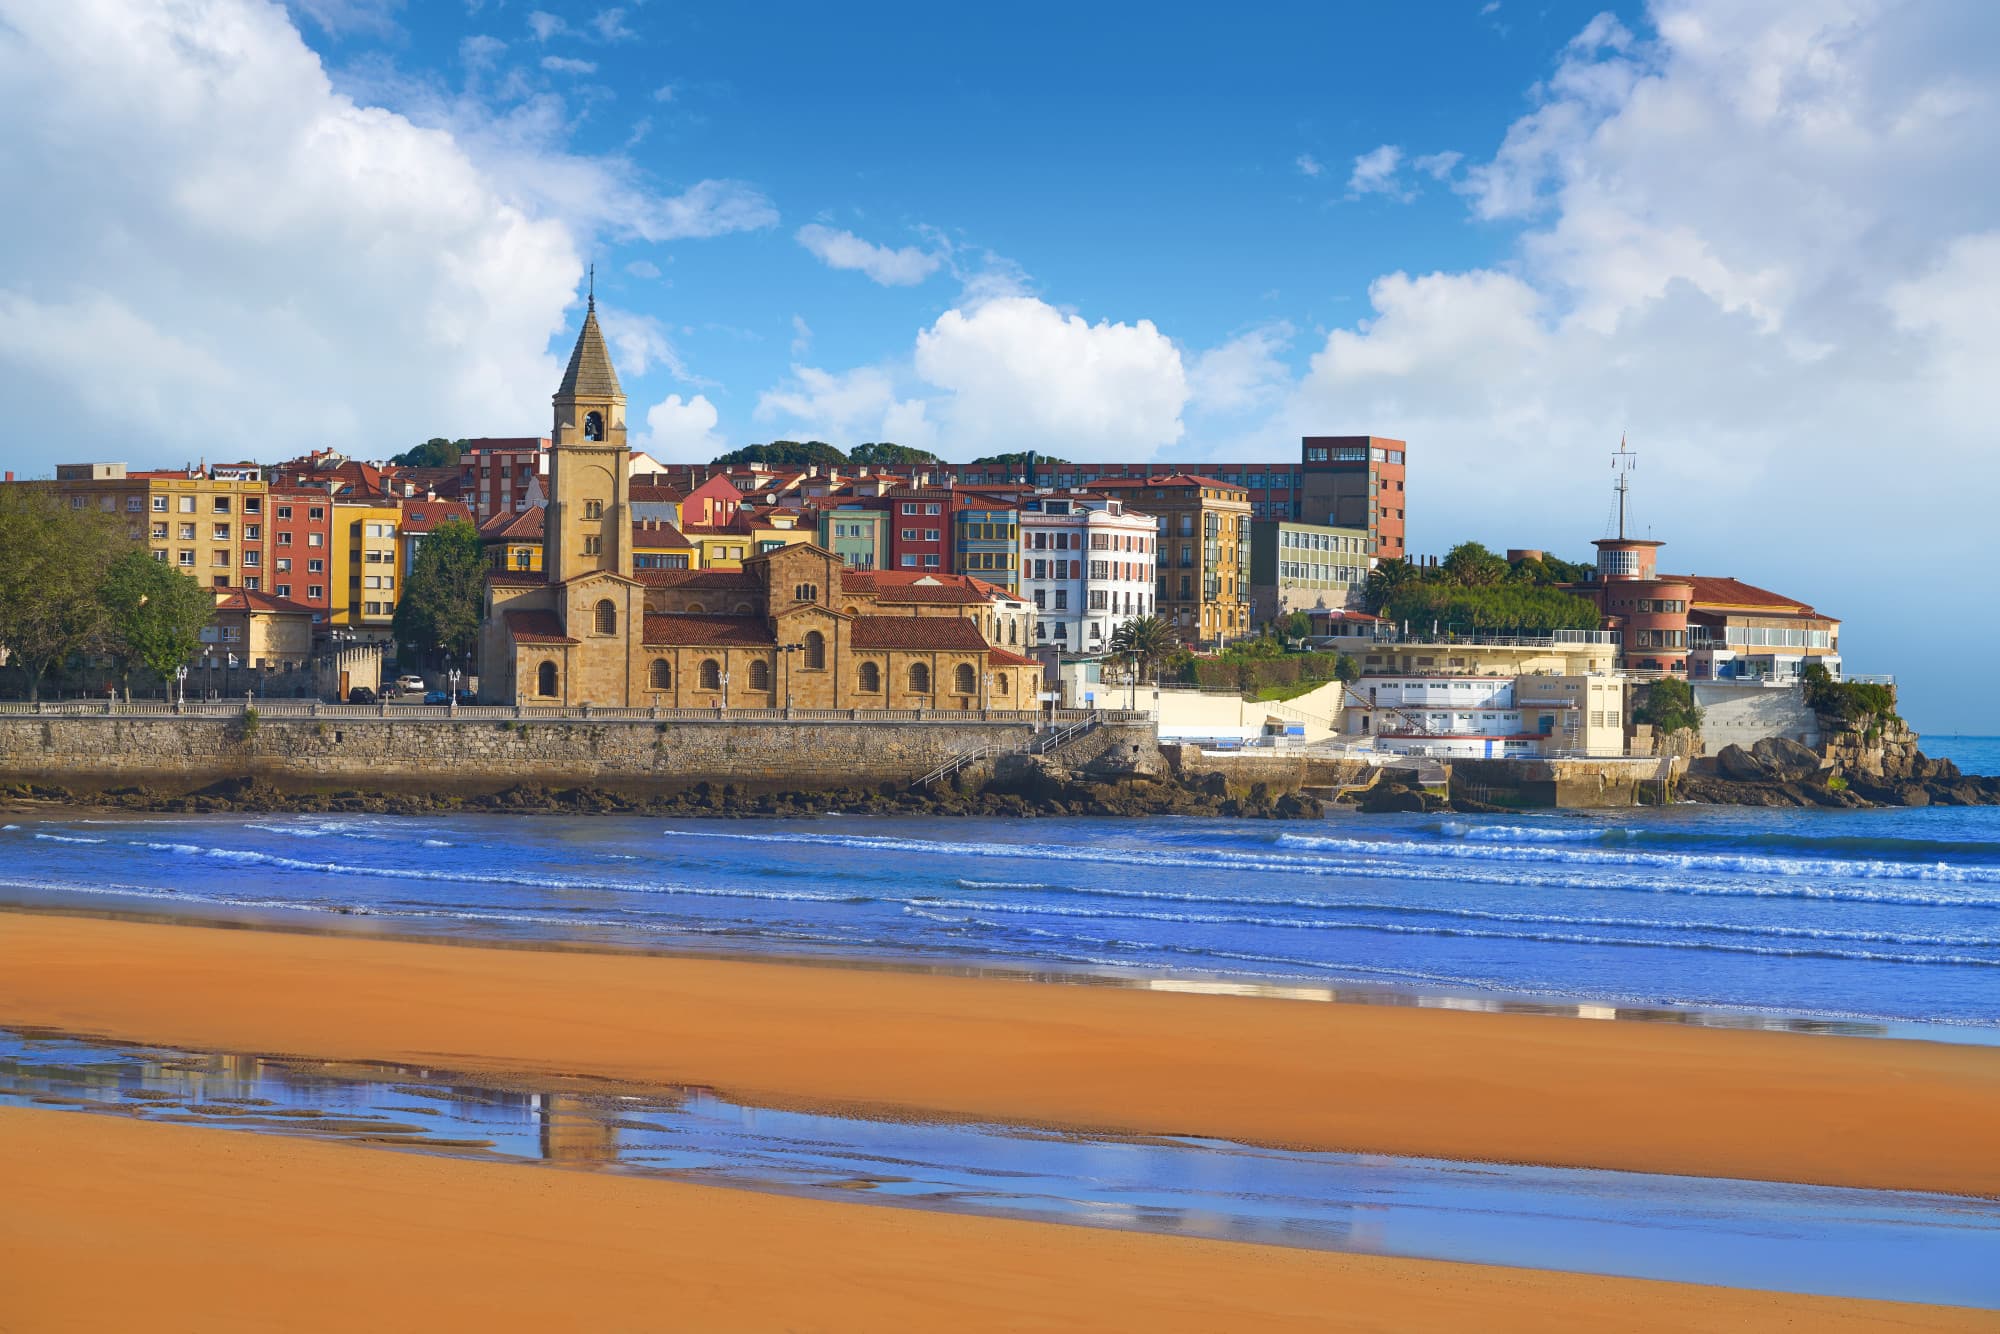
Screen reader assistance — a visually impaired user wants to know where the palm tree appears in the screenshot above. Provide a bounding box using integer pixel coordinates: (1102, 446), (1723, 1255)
(1109, 615), (1179, 683)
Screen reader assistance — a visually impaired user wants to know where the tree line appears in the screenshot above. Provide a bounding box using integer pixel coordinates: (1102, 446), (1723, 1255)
(1361, 542), (1601, 635)
(0, 489), (216, 701)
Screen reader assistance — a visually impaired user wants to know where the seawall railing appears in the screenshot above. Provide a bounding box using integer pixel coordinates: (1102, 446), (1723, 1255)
(0, 699), (1149, 727)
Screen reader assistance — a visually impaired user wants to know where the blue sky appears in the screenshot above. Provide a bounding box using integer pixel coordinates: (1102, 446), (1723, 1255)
(2, 0), (1996, 730)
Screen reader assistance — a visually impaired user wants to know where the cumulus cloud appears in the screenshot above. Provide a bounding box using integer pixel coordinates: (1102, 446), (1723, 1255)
(1189, 323), (1294, 417)
(0, 0), (764, 469)
(637, 393), (726, 460)
(754, 364), (933, 448)
(1288, 0), (2000, 727)
(540, 55), (596, 74)
(1295, 153), (1325, 178)
(1413, 150), (1463, 180)
(795, 224), (944, 287)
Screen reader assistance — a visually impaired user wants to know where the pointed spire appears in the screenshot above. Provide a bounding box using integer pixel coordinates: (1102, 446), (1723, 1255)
(557, 299), (623, 401)
(588, 261), (595, 312)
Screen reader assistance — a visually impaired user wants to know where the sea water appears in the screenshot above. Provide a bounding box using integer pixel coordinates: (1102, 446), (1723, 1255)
(4, 800), (1998, 1032)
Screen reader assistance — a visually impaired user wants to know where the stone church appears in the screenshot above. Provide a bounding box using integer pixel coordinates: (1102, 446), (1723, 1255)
(478, 302), (1043, 710)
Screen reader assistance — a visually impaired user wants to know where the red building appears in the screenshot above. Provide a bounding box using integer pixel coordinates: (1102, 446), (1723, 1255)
(1297, 436), (1407, 563)
(876, 488), (954, 572)
(1578, 536), (1693, 674)
(457, 438), (548, 521)
(266, 486), (336, 619)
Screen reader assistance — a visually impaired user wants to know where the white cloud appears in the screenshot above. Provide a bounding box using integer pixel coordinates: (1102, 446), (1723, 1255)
(592, 304), (693, 382)
(795, 224), (944, 287)
(286, 0), (399, 36)
(1347, 144), (1411, 200)
(789, 314), (813, 357)
(637, 393), (725, 460)
(754, 364), (931, 447)
(1480, 1), (1500, 14)
(459, 33), (505, 70)
(1287, 0), (2000, 728)
(1295, 153), (1324, 178)
(591, 7), (634, 41)
(1189, 323), (1294, 416)
(912, 297), (1188, 455)
(624, 259), (661, 279)
(0, 0), (760, 471)
(651, 83), (676, 102)
(1413, 150), (1463, 180)
(540, 55), (596, 75)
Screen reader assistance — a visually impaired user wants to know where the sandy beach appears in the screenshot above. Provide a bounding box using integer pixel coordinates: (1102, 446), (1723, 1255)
(4, 910), (1998, 1196)
(1, 1107), (1988, 1333)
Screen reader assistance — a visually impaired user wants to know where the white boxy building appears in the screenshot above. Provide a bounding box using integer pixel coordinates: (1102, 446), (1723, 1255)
(1342, 674), (1629, 758)
(1019, 491), (1157, 655)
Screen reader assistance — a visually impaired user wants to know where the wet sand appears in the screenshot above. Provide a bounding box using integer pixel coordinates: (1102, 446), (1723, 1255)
(4, 912), (1998, 1195)
(1, 1108), (1987, 1333)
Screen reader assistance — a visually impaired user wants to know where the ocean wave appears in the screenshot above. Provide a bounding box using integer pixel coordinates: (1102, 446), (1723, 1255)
(31, 832), (106, 845)
(1428, 820), (2000, 861)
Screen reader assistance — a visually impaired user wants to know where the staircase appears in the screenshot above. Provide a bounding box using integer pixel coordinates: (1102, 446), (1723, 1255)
(910, 716), (1104, 790)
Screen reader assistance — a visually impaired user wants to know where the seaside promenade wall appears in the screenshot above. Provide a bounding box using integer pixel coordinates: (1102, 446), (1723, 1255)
(0, 705), (1158, 798)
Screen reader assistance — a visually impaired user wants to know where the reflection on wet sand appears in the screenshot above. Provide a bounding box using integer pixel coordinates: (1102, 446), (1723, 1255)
(1, 1024), (1995, 1308)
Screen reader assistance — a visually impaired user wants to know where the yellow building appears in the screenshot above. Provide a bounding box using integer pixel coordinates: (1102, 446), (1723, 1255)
(479, 505), (546, 573)
(633, 518), (699, 571)
(205, 588), (317, 668)
(1351, 633), (1620, 678)
(52, 463), (271, 591)
(682, 507), (812, 568)
(1090, 475), (1252, 647)
(331, 500), (402, 639)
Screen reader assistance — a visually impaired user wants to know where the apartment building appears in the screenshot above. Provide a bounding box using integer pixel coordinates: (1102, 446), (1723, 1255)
(1248, 518), (1375, 627)
(878, 489), (952, 572)
(1089, 475), (1250, 647)
(52, 463), (270, 591)
(457, 438), (548, 521)
(332, 499), (402, 639)
(952, 491), (1022, 594)
(397, 498), (475, 574)
(816, 504), (887, 570)
(267, 487), (335, 615)
(1018, 490), (1156, 654)
(1298, 436), (1407, 563)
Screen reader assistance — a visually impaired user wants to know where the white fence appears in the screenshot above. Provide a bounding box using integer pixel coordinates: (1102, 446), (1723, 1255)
(0, 699), (1145, 727)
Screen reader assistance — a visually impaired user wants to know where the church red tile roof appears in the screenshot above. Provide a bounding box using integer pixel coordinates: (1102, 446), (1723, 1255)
(478, 506), (544, 540)
(1674, 575), (1835, 619)
(635, 568), (760, 590)
(986, 646), (1042, 668)
(849, 616), (991, 651)
(505, 609), (576, 644)
(486, 569), (546, 586)
(845, 571), (1005, 605)
(642, 614), (776, 646)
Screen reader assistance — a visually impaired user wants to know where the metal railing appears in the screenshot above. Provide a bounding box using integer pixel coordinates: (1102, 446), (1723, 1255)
(911, 714), (1104, 789)
(0, 699), (1149, 726)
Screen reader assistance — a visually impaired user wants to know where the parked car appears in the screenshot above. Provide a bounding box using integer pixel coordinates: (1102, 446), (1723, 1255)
(456, 689), (477, 705)
(347, 686), (377, 705)
(423, 690), (449, 706)
(396, 674), (427, 694)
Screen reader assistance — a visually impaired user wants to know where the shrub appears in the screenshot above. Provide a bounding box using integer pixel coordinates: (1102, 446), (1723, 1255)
(1635, 677), (1702, 735)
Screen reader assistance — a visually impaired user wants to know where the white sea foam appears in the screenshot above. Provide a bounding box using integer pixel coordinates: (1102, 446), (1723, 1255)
(31, 832), (106, 845)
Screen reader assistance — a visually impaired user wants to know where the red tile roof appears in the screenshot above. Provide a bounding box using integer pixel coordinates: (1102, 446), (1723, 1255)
(397, 500), (474, 533)
(505, 609), (576, 644)
(986, 646), (1042, 668)
(849, 616), (991, 651)
(642, 614), (775, 647)
(631, 520), (691, 547)
(486, 570), (546, 587)
(478, 506), (545, 540)
(212, 589), (316, 617)
(849, 571), (1006, 605)
(630, 481), (691, 503)
(636, 568), (760, 591)
(1675, 575), (1833, 619)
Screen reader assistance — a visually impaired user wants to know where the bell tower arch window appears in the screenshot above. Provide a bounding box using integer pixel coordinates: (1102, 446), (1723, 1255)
(584, 411), (605, 441)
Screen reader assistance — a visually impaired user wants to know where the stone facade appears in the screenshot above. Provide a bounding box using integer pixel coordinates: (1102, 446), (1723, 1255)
(0, 714), (1156, 797)
(478, 306), (1040, 710)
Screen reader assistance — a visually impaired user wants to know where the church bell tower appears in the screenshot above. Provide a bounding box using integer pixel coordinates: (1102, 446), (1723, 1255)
(547, 274), (632, 583)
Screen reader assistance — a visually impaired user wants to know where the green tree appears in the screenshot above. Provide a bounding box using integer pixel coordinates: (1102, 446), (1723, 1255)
(1275, 610), (1313, 640)
(390, 518), (486, 665)
(967, 450), (1071, 469)
(710, 440), (849, 469)
(1510, 552), (1590, 585)
(1635, 676), (1704, 735)
(1333, 653), (1361, 685)
(1441, 541), (1509, 587)
(392, 438), (465, 469)
(101, 551), (213, 698)
(849, 442), (940, 467)
(0, 488), (125, 700)
(1360, 559), (1419, 614)
(1108, 615), (1180, 683)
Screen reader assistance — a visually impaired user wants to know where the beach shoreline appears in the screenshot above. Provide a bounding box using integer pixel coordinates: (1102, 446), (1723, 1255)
(4, 909), (1997, 1197)
(4, 1108), (1986, 1333)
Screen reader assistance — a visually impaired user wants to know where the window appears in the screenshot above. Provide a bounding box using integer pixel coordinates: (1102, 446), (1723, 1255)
(1088, 590), (1108, 610)
(954, 663), (976, 695)
(213, 498), (231, 513)
(307, 558), (324, 573)
(584, 499), (604, 519)
(699, 659), (721, 691)
(858, 661), (881, 693)
(179, 497), (195, 513)
(178, 524), (195, 540)
(902, 502), (918, 515)
(584, 536), (602, 555)
(275, 558), (291, 573)
(909, 663), (931, 694)
(212, 551), (230, 567)
(150, 523), (167, 540)
(537, 661), (558, 696)
(177, 550), (194, 567)
(213, 524), (230, 541)
(276, 584), (291, 598)
(308, 533), (323, 547)
(152, 496), (168, 512)
(749, 660), (771, 691)
(584, 410), (605, 441)
(804, 631), (825, 669)
(309, 507), (324, 521)
(650, 659), (672, 690)
(308, 585), (324, 600)
(243, 551), (260, 568)
(593, 599), (616, 635)
(900, 554), (917, 567)
(1053, 590), (1068, 610)
(794, 582), (819, 603)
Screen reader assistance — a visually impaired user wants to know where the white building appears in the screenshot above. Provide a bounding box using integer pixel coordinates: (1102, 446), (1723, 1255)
(1342, 674), (1628, 759)
(1019, 491), (1157, 655)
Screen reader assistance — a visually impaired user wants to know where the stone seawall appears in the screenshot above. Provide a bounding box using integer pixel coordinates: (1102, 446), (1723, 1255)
(1452, 756), (1681, 809)
(0, 715), (1161, 798)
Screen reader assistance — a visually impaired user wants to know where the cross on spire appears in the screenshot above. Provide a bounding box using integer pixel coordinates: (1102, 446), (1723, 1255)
(587, 262), (595, 312)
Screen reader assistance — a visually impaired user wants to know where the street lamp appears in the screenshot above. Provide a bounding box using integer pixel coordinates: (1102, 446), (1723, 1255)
(447, 656), (463, 713)
(225, 651), (237, 699)
(174, 664), (188, 710)
(778, 642), (802, 713)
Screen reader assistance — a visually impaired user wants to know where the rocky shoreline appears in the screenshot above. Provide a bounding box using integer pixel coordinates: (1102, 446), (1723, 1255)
(1676, 735), (1999, 809)
(0, 766), (1325, 822)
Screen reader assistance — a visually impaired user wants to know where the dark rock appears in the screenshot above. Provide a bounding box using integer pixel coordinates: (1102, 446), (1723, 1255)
(1751, 736), (1822, 783)
(1715, 744), (1772, 782)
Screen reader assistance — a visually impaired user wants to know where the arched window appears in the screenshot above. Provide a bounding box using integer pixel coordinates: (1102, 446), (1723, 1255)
(594, 599), (616, 635)
(1008, 622), (1018, 645)
(685, 601), (705, 614)
(584, 411), (604, 441)
(842, 605), (860, 618)
(749, 660), (771, 691)
(649, 658), (671, 690)
(954, 663), (976, 695)
(858, 661), (881, 693)
(584, 499), (604, 520)
(699, 659), (721, 691)
(803, 630), (825, 669)
(733, 601), (753, 615)
(536, 661), (558, 697)
(794, 582), (818, 603)
(909, 663), (931, 695)
(995, 673), (1010, 696)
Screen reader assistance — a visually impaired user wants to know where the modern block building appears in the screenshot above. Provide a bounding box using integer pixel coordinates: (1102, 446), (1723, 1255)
(1247, 518), (1374, 628)
(1298, 436), (1407, 564)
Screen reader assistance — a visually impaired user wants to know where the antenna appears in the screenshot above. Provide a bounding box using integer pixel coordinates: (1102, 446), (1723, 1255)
(1612, 433), (1636, 540)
